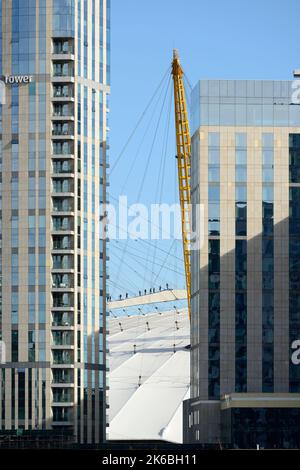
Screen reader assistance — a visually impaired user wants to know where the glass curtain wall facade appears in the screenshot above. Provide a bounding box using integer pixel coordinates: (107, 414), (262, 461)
(185, 78), (300, 447)
(0, 0), (110, 445)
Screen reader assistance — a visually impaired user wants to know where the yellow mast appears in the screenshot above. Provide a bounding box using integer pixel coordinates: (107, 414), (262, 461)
(171, 49), (191, 320)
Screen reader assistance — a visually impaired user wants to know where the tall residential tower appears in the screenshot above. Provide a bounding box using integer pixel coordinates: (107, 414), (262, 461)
(0, 0), (110, 445)
(184, 75), (300, 448)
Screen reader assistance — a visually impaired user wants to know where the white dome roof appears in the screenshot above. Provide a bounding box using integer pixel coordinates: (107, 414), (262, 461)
(108, 308), (190, 443)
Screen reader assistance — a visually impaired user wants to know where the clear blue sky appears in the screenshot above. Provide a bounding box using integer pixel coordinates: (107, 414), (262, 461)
(108, 0), (300, 307)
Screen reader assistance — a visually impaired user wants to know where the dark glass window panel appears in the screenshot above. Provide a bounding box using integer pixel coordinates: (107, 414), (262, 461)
(236, 239), (247, 256)
(262, 309), (274, 327)
(262, 272), (274, 289)
(236, 326), (247, 343)
(262, 239), (274, 256)
(262, 328), (274, 344)
(208, 239), (220, 255)
(208, 380), (220, 399)
(290, 271), (300, 290)
(289, 310), (300, 327)
(289, 203), (300, 218)
(209, 273), (220, 289)
(235, 255), (247, 271)
(236, 293), (247, 309)
(236, 204), (247, 219)
(262, 201), (273, 218)
(289, 134), (300, 148)
(209, 257), (220, 273)
(290, 239), (300, 255)
(289, 168), (300, 183)
(289, 256), (300, 271)
(208, 363), (220, 380)
(262, 257), (274, 272)
(290, 300), (300, 314)
(262, 293), (274, 310)
(236, 272), (247, 290)
(236, 311), (247, 327)
(208, 346), (220, 361)
(263, 220), (274, 236)
(290, 187), (300, 203)
(208, 327), (220, 343)
(209, 292), (220, 310)
(236, 220), (247, 236)
(289, 327), (300, 342)
(289, 149), (300, 167)
(208, 309), (219, 328)
(289, 220), (300, 236)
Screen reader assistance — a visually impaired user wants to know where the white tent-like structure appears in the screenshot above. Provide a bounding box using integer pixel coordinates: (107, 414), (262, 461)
(108, 308), (190, 443)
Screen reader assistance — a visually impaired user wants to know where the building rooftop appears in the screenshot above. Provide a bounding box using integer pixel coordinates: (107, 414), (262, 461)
(191, 78), (300, 133)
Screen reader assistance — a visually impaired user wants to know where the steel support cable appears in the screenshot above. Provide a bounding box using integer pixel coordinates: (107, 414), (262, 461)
(137, 75), (172, 201)
(152, 238), (180, 285)
(110, 66), (171, 175)
(108, 213), (184, 263)
(113, 238), (183, 271)
(138, 77), (172, 293)
(119, 74), (172, 196)
(150, 84), (173, 284)
(108, 257), (144, 294)
(112, 76), (172, 296)
(112, 247), (165, 289)
(109, 192), (185, 247)
(108, 279), (136, 297)
(113, 242), (184, 278)
(112, 244), (172, 289)
(110, 78), (172, 296)
(135, 237), (183, 263)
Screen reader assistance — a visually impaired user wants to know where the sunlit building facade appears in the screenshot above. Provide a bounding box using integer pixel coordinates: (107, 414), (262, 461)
(0, 0), (110, 445)
(184, 76), (300, 448)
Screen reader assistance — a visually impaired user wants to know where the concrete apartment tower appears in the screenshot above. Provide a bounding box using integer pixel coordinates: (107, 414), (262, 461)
(0, 0), (110, 445)
(184, 75), (300, 448)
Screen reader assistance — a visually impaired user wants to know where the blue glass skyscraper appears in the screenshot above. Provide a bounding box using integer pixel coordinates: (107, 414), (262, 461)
(0, 0), (110, 445)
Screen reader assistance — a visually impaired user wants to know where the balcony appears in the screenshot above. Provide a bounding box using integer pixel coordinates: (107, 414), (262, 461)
(52, 255), (74, 270)
(52, 369), (74, 385)
(52, 122), (74, 138)
(53, 141), (74, 156)
(52, 350), (74, 365)
(53, 39), (74, 56)
(52, 292), (74, 309)
(52, 311), (74, 328)
(53, 103), (74, 119)
(52, 388), (74, 404)
(52, 331), (74, 347)
(52, 407), (73, 424)
(52, 235), (74, 251)
(52, 180), (74, 194)
(52, 84), (74, 100)
(53, 61), (74, 78)
(52, 217), (74, 233)
(52, 200), (74, 213)
(52, 273), (73, 288)
(52, 161), (74, 174)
